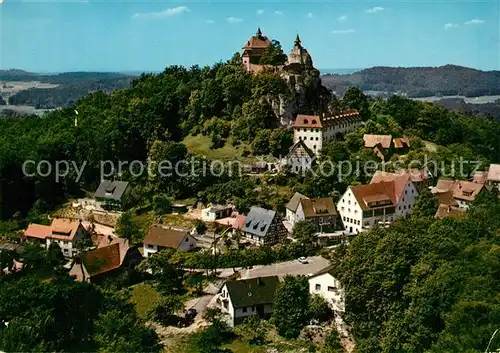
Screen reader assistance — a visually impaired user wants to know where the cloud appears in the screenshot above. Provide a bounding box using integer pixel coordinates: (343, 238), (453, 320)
(257, 9), (264, 15)
(227, 17), (243, 23)
(0, 0), (4, 3)
(366, 6), (384, 14)
(332, 29), (356, 34)
(465, 18), (485, 25)
(444, 23), (458, 29)
(205, 20), (215, 24)
(307, 12), (313, 19)
(132, 6), (190, 19)
(274, 10), (283, 16)
(338, 15), (347, 22)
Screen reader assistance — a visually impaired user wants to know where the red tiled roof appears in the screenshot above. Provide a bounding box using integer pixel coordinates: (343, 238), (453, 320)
(242, 35), (271, 49)
(363, 134), (393, 149)
(487, 164), (500, 182)
(293, 115), (322, 128)
(393, 137), (411, 149)
(215, 215), (247, 231)
(24, 224), (52, 239)
(370, 171), (412, 202)
(82, 243), (121, 277)
(432, 178), (484, 202)
(300, 197), (337, 217)
(24, 219), (83, 241)
(435, 204), (466, 219)
(143, 226), (190, 249)
(472, 171), (488, 184)
(350, 181), (397, 211)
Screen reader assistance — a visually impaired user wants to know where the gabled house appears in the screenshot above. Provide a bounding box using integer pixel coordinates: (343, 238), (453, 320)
(217, 276), (279, 326)
(434, 192), (466, 219)
(286, 139), (315, 174)
(286, 194), (338, 231)
(94, 180), (129, 210)
(338, 172), (418, 233)
(486, 164), (500, 191)
(363, 134), (393, 161)
(69, 237), (141, 283)
(242, 207), (288, 246)
(23, 218), (87, 258)
(285, 192), (309, 225)
(143, 225), (197, 257)
(308, 265), (344, 313)
(431, 179), (485, 209)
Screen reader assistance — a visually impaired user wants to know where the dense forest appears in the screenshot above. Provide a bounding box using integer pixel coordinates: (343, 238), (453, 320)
(322, 65), (500, 97)
(0, 69), (133, 84)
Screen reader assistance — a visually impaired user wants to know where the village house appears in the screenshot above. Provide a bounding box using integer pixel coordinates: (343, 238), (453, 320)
(215, 212), (246, 233)
(308, 265), (345, 313)
(363, 135), (411, 161)
(94, 180), (129, 210)
(406, 168), (433, 191)
(486, 164), (500, 191)
(431, 179), (485, 209)
(23, 218), (87, 258)
(242, 206), (288, 246)
(69, 237), (142, 282)
(285, 139), (315, 174)
(434, 191), (466, 219)
(201, 205), (233, 222)
(285, 192), (337, 231)
(293, 111), (362, 156)
(217, 276), (279, 326)
(337, 172), (418, 233)
(143, 225), (197, 258)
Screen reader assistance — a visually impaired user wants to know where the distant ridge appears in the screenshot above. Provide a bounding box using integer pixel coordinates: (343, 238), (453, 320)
(0, 69), (133, 84)
(321, 64), (500, 98)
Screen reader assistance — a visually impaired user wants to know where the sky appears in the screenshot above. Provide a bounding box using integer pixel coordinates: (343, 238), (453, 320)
(0, 0), (499, 73)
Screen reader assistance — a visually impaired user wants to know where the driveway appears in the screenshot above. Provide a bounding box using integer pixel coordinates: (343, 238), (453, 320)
(240, 256), (331, 279)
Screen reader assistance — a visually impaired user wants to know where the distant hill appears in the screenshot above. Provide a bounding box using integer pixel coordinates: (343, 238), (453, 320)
(432, 97), (500, 119)
(321, 65), (500, 98)
(1, 69), (136, 109)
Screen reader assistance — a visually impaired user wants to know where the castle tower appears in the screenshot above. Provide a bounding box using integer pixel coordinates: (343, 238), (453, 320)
(242, 27), (271, 73)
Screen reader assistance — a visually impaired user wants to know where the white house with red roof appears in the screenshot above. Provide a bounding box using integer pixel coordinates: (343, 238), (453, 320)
(337, 172), (419, 233)
(23, 218), (87, 258)
(293, 111), (362, 155)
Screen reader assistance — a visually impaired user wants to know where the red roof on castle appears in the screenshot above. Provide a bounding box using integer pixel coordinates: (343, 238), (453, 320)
(293, 110), (360, 129)
(294, 115), (322, 128)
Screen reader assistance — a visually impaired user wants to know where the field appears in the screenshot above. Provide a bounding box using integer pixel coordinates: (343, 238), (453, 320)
(129, 283), (160, 319)
(183, 134), (256, 163)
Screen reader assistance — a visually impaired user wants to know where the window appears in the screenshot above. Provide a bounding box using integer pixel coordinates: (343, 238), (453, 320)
(315, 284), (321, 291)
(341, 207), (344, 211)
(299, 136), (302, 140)
(243, 307), (247, 313)
(223, 301), (228, 309)
(343, 216), (346, 221)
(185, 237), (189, 242)
(313, 145), (316, 149)
(147, 244), (155, 249)
(315, 137), (319, 141)
(409, 204), (411, 209)
(310, 137), (313, 141)
(348, 208), (351, 213)
(328, 286), (335, 292)
(405, 190), (407, 195)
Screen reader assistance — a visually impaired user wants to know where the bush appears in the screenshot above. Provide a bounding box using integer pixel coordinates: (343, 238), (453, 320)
(309, 294), (333, 323)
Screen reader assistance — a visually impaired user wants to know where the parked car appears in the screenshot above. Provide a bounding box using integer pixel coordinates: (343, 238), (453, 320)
(298, 257), (308, 264)
(185, 308), (197, 320)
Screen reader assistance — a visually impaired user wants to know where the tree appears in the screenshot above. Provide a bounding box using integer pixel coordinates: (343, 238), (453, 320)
(308, 294), (333, 323)
(197, 308), (233, 353)
(342, 87), (370, 121)
(148, 295), (185, 326)
(234, 315), (269, 345)
(47, 242), (65, 268)
(259, 40), (287, 66)
(195, 220), (207, 235)
(273, 275), (310, 339)
(152, 194), (172, 216)
(115, 211), (140, 243)
(412, 189), (438, 218)
(0, 250), (17, 275)
(322, 329), (343, 353)
(251, 129), (272, 156)
(293, 220), (319, 246)
(139, 249), (184, 295)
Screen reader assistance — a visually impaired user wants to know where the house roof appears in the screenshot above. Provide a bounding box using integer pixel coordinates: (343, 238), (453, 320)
(143, 226), (190, 249)
(350, 181), (397, 211)
(487, 164), (500, 182)
(242, 29), (271, 50)
(81, 242), (122, 277)
(286, 192), (310, 212)
(224, 276), (279, 308)
(432, 178), (484, 202)
(437, 190), (459, 207)
(435, 204), (466, 219)
(24, 219), (83, 241)
(472, 171), (488, 184)
(393, 137), (411, 149)
(300, 197), (337, 217)
(407, 168), (432, 182)
(363, 134), (393, 149)
(215, 214), (246, 231)
(370, 171), (412, 203)
(94, 180), (129, 201)
(242, 207), (277, 237)
(207, 205), (233, 213)
(309, 264), (335, 279)
(293, 115), (322, 128)
(287, 140), (315, 159)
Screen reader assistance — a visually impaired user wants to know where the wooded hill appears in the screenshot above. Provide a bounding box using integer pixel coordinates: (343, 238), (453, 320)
(322, 65), (500, 98)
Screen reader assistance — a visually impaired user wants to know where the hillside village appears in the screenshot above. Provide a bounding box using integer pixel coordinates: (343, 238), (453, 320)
(1, 28), (500, 353)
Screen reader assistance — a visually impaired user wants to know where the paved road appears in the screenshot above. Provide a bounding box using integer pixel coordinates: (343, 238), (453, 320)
(240, 256), (331, 279)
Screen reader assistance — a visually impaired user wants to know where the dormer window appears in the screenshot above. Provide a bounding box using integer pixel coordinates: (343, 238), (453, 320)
(312, 119), (317, 124)
(303, 119), (309, 124)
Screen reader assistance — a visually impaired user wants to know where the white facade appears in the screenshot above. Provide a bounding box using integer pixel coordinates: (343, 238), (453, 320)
(308, 272), (345, 312)
(46, 225), (86, 258)
(294, 127), (324, 155)
(218, 284), (273, 327)
(395, 181), (418, 217)
(337, 189), (364, 234)
(143, 234), (197, 258)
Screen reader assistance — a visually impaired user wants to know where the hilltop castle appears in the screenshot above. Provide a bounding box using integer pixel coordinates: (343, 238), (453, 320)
(241, 28), (316, 75)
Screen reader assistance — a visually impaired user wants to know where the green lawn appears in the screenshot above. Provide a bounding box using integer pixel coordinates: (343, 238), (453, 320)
(183, 134), (255, 162)
(129, 283), (160, 319)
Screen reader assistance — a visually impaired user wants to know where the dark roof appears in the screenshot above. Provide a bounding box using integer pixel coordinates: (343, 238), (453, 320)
(242, 207), (277, 237)
(224, 276), (279, 308)
(143, 226), (190, 249)
(286, 192), (309, 212)
(287, 140), (315, 159)
(0, 243), (24, 253)
(94, 180), (129, 201)
(309, 264), (335, 278)
(82, 243), (121, 277)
